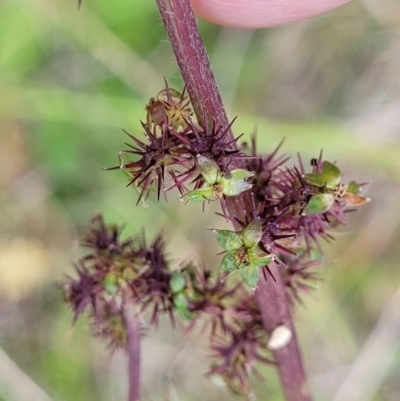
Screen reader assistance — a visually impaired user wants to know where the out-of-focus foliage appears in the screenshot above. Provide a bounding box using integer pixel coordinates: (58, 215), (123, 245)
(1, 0), (400, 400)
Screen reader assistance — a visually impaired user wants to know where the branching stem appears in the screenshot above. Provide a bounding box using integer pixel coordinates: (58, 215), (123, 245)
(154, 1), (313, 400)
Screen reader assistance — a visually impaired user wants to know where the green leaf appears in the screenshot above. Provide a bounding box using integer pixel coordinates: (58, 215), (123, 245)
(170, 271), (186, 293)
(220, 250), (241, 271)
(182, 187), (214, 203)
(214, 229), (243, 251)
(243, 218), (263, 248)
(346, 180), (360, 194)
(306, 193), (335, 215)
(247, 246), (274, 267)
(221, 176), (252, 196)
(240, 264), (260, 289)
(196, 155), (220, 184)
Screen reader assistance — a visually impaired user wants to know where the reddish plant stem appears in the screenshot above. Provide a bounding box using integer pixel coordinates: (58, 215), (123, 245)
(256, 264), (312, 401)
(154, 1), (312, 400)
(154, 0), (230, 129)
(123, 292), (141, 401)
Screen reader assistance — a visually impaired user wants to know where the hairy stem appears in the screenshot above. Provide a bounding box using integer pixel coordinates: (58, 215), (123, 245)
(123, 292), (141, 401)
(154, 0), (312, 400)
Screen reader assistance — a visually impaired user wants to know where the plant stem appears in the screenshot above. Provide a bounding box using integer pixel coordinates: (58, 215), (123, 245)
(256, 264), (312, 401)
(123, 293), (141, 401)
(154, 1), (313, 400)
(154, 0), (230, 129)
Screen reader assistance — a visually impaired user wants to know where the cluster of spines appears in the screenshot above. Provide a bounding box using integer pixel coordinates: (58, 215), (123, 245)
(62, 213), (176, 350)
(68, 82), (369, 396)
(63, 212), (281, 395)
(107, 80), (246, 206)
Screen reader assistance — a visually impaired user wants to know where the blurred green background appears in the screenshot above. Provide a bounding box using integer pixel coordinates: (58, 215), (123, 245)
(1, 0), (400, 400)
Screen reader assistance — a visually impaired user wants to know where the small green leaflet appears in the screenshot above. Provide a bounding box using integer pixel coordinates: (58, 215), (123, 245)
(243, 218), (263, 248)
(214, 230), (243, 251)
(221, 250), (240, 271)
(247, 246), (274, 267)
(170, 271), (186, 293)
(220, 169), (253, 196)
(346, 180), (360, 194)
(183, 159), (253, 203)
(104, 273), (118, 295)
(182, 187), (214, 203)
(196, 155), (220, 184)
(304, 161), (341, 189)
(306, 193), (335, 215)
(240, 264), (260, 289)
(214, 218), (273, 288)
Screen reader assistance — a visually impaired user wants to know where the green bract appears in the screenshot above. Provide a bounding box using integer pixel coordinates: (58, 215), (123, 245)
(306, 193), (335, 215)
(170, 271), (186, 293)
(169, 270), (196, 321)
(346, 180), (360, 194)
(182, 187), (214, 202)
(304, 161), (341, 189)
(231, 169), (254, 180)
(214, 218), (273, 288)
(196, 155), (220, 184)
(240, 264), (260, 289)
(247, 246), (274, 267)
(321, 161), (341, 180)
(220, 173), (253, 196)
(243, 218), (263, 248)
(222, 168), (254, 196)
(104, 272), (119, 295)
(303, 162), (368, 213)
(221, 250), (240, 271)
(173, 292), (189, 311)
(182, 157), (253, 203)
(214, 230), (243, 251)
